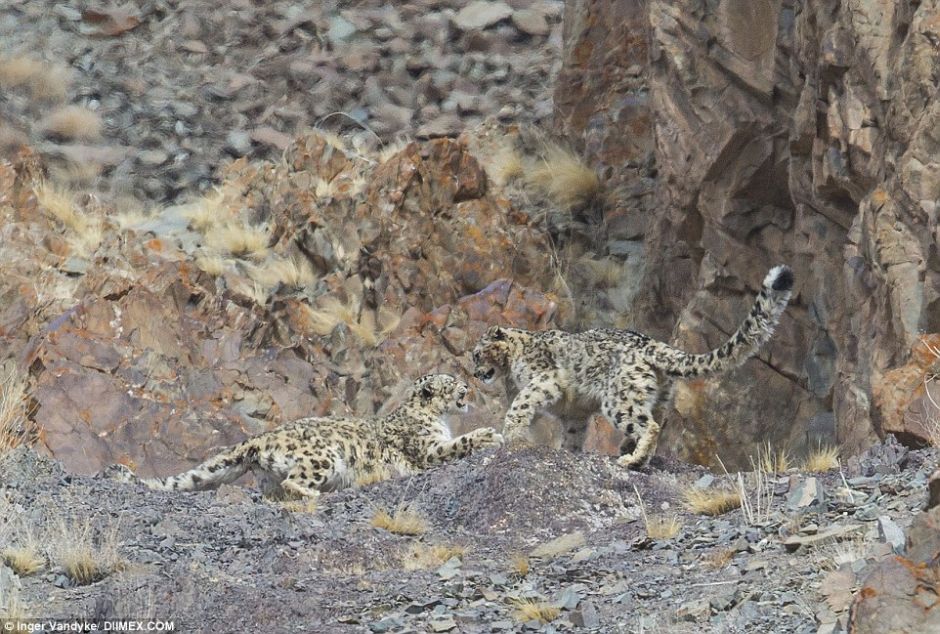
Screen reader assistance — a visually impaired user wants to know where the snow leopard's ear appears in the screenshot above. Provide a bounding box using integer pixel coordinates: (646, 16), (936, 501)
(420, 385), (434, 400)
(490, 326), (505, 341)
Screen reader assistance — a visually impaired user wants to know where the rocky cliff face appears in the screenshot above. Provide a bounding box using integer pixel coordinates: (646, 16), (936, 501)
(555, 0), (940, 467)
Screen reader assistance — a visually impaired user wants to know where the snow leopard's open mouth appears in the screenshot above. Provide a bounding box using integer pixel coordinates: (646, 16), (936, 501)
(474, 368), (496, 384)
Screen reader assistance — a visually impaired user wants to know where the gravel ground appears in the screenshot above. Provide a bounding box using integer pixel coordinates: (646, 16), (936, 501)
(2, 440), (935, 632)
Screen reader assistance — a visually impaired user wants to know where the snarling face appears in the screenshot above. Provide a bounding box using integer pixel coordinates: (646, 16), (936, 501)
(410, 374), (470, 413)
(471, 326), (517, 384)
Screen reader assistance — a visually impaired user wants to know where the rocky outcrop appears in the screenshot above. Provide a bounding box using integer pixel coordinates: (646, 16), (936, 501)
(1, 135), (559, 475)
(555, 0), (940, 467)
(850, 468), (940, 633)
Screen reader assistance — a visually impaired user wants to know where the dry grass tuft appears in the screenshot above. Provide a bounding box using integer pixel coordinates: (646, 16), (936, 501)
(247, 256), (316, 290)
(0, 585), (28, 623)
(0, 55), (71, 101)
(354, 466), (392, 488)
(204, 222), (271, 259)
(41, 105), (103, 141)
(371, 506), (428, 536)
(376, 139), (411, 164)
(683, 486), (742, 516)
(2, 526), (44, 576)
(181, 189), (229, 232)
(277, 498), (318, 514)
(634, 485), (682, 539)
(646, 514), (682, 540)
(757, 443), (791, 473)
(509, 553), (530, 577)
(401, 542), (465, 571)
(512, 599), (561, 624)
(576, 255), (623, 288)
(0, 365), (28, 457)
(301, 298), (399, 347)
(802, 445), (840, 473)
(49, 516), (124, 585)
(34, 182), (104, 255)
(488, 144), (525, 187)
(702, 547), (736, 570)
(194, 251), (230, 276)
(527, 143), (600, 210)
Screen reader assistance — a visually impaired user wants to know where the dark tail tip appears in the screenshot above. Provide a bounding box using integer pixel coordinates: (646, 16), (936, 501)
(769, 265), (794, 292)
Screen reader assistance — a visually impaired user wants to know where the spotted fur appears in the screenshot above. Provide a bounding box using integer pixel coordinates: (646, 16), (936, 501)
(137, 374), (501, 499)
(471, 266), (794, 468)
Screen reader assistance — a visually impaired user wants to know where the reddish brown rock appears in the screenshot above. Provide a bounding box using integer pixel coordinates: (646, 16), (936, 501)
(850, 504), (940, 633)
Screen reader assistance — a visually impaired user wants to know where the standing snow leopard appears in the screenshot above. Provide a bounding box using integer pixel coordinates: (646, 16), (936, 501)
(471, 266), (794, 468)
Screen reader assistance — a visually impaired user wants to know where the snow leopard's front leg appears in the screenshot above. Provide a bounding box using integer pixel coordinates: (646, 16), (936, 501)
(420, 427), (503, 466)
(502, 373), (563, 443)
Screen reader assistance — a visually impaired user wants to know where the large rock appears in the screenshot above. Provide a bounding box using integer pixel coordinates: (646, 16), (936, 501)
(850, 501), (940, 633)
(554, 0), (940, 467)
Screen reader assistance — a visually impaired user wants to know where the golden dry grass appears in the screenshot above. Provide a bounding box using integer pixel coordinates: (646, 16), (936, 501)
(758, 443), (791, 473)
(576, 255), (623, 288)
(354, 466), (392, 488)
(2, 527), (44, 577)
(0, 55), (71, 101)
(376, 139), (410, 164)
(509, 553), (530, 577)
(41, 105), (103, 141)
(0, 585), (28, 622)
(488, 144), (525, 187)
(702, 547), (736, 570)
(181, 188), (229, 232)
(401, 542), (466, 571)
(49, 516), (124, 585)
(230, 278), (270, 306)
(301, 298), (400, 347)
(371, 506), (428, 536)
(277, 498), (318, 514)
(0, 365), (28, 457)
(194, 251), (230, 276)
(645, 514), (682, 539)
(683, 486), (742, 516)
(204, 222), (271, 259)
(802, 445), (840, 472)
(33, 182), (104, 255)
(512, 600), (560, 624)
(527, 143), (600, 210)
(634, 485), (682, 539)
(247, 256), (316, 290)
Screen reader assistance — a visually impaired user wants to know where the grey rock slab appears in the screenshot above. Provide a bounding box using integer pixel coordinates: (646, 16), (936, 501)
(782, 524), (863, 552)
(511, 9), (549, 36)
(225, 130), (252, 156)
(876, 515), (905, 553)
(676, 598), (711, 622)
(787, 476), (825, 511)
(454, 1), (513, 31)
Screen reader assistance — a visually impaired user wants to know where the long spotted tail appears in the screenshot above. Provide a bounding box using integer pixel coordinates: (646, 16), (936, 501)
(644, 265), (794, 378)
(142, 443), (253, 491)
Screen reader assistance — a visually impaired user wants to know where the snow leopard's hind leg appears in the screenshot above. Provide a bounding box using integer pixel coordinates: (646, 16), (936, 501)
(602, 361), (662, 469)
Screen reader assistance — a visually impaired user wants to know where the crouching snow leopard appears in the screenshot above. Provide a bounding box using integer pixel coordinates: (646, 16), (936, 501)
(117, 374), (501, 499)
(471, 265), (794, 469)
